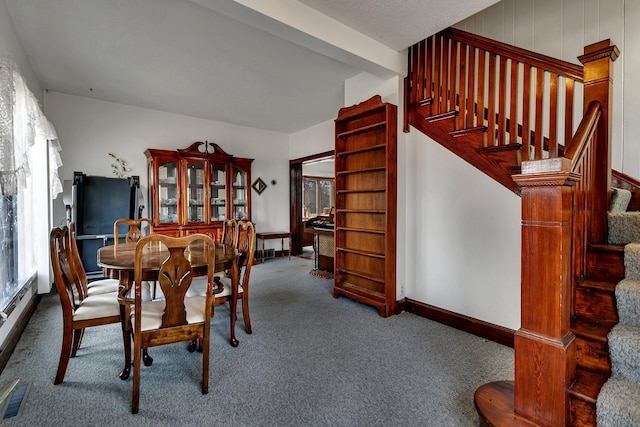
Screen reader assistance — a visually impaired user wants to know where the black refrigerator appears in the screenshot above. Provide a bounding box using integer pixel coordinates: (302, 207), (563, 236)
(71, 171), (140, 279)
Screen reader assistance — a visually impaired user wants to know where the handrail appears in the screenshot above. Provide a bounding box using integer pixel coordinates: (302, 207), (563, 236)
(565, 101), (602, 171)
(442, 28), (584, 81)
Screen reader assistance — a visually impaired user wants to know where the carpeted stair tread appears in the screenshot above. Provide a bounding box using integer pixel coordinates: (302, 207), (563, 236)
(569, 368), (608, 404)
(596, 377), (640, 426)
(608, 212), (640, 245)
(608, 323), (640, 383)
(571, 315), (616, 342)
(624, 242), (640, 280)
(615, 279), (640, 326)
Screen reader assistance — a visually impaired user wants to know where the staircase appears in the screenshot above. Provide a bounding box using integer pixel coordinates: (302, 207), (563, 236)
(404, 28), (634, 426)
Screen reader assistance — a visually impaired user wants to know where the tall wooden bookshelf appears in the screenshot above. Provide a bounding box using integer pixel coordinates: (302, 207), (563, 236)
(333, 95), (397, 317)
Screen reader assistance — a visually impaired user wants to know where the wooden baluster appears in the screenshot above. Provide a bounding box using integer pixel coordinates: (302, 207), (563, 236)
(457, 42), (467, 129)
(424, 36), (437, 98)
(477, 49), (486, 131)
(486, 53), (496, 147)
(534, 68), (545, 159)
(448, 39), (457, 113)
(521, 64), (532, 161)
(497, 56), (507, 146)
(564, 78), (575, 146)
(416, 41), (425, 104)
(509, 60), (518, 144)
(467, 46), (476, 128)
(433, 35), (441, 115)
(439, 37), (454, 113)
(548, 73), (559, 157)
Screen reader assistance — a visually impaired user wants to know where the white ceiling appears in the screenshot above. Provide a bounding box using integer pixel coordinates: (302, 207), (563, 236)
(4, 0), (499, 133)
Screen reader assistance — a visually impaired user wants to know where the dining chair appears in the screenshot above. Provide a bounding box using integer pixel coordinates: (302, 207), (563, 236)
(221, 218), (238, 247)
(49, 225), (122, 385)
(214, 220), (256, 334)
(129, 233), (215, 414)
(114, 217), (153, 246)
(114, 217), (157, 298)
(68, 222), (120, 300)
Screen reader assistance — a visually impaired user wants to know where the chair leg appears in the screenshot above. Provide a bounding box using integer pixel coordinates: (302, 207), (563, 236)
(242, 296), (252, 334)
(202, 334), (209, 395)
(132, 336), (142, 414)
(55, 324), (74, 385)
(71, 329), (83, 357)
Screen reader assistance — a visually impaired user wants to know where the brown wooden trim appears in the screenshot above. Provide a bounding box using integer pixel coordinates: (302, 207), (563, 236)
(289, 150), (335, 256)
(404, 298), (515, 348)
(290, 150), (335, 166)
(0, 294), (40, 373)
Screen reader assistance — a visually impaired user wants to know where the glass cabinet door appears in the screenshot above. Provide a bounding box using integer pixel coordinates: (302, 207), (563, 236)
(185, 161), (205, 223)
(209, 163), (227, 221)
(158, 160), (179, 224)
(232, 165), (248, 220)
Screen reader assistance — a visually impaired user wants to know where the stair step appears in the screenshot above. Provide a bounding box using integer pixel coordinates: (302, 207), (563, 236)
(478, 144), (522, 171)
(574, 286), (619, 323)
(572, 315), (614, 374)
(596, 376), (640, 426)
(615, 279), (640, 326)
(572, 315), (616, 342)
(587, 244), (625, 280)
(449, 126), (486, 149)
(570, 369), (608, 427)
(569, 368), (609, 404)
(608, 323), (640, 383)
(578, 278), (618, 293)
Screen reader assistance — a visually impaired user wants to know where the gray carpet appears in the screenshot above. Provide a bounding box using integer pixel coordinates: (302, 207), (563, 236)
(597, 216), (640, 426)
(0, 256), (514, 426)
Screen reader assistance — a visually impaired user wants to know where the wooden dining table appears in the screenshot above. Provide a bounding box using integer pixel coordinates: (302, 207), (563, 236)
(97, 240), (240, 380)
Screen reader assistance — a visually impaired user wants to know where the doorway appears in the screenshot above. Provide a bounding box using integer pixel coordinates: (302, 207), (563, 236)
(289, 151), (334, 256)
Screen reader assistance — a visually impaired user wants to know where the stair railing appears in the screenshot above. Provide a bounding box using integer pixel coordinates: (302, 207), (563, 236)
(406, 27), (585, 161)
(407, 28), (619, 426)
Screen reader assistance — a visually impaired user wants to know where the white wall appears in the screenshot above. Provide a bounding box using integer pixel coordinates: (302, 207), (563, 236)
(43, 92), (291, 241)
(290, 71), (522, 329)
(456, 0), (639, 180)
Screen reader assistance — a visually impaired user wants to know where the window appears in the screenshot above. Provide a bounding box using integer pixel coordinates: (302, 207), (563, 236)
(0, 57), (62, 313)
(303, 177), (334, 218)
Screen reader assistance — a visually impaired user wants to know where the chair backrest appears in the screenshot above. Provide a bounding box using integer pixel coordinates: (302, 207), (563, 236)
(236, 220), (256, 286)
(67, 222), (90, 298)
(114, 218), (152, 246)
(50, 225), (84, 312)
(133, 233), (215, 329)
(221, 218), (238, 247)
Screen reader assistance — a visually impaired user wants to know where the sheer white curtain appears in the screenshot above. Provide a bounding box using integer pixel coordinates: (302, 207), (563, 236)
(0, 54), (62, 309)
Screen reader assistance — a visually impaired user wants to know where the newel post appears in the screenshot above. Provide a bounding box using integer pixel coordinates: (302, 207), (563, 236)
(512, 158), (580, 426)
(578, 40), (619, 243)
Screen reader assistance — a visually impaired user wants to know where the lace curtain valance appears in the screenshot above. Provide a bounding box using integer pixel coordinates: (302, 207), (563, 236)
(0, 55), (62, 198)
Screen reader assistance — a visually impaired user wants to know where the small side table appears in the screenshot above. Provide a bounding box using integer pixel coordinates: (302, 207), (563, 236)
(256, 231), (291, 263)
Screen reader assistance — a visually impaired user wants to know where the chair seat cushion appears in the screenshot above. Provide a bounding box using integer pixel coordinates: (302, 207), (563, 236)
(73, 292), (121, 321)
(132, 296), (207, 331)
(86, 278), (120, 296)
(186, 277), (243, 299)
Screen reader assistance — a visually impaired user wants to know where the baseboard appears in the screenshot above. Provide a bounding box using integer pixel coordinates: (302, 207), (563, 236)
(0, 294), (41, 373)
(404, 298), (515, 348)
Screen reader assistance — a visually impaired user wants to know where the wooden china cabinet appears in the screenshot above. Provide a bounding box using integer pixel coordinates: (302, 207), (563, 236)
(145, 141), (253, 240)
